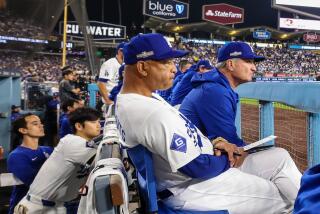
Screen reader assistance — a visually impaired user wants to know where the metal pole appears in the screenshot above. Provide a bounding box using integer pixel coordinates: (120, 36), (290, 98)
(101, 0), (104, 21)
(118, 0), (122, 25)
(62, 0), (68, 67)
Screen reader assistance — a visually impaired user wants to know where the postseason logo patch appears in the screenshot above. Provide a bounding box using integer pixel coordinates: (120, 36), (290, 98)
(170, 133), (187, 153)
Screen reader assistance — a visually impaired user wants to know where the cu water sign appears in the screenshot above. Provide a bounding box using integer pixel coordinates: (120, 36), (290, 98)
(143, 0), (189, 20)
(253, 30), (271, 40)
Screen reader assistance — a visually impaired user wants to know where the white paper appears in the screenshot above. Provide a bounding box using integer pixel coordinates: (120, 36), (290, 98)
(243, 135), (277, 151)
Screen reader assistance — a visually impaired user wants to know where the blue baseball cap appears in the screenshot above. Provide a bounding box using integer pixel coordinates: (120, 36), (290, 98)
(195, 60), (214, 71)
(116, 42), (126, 51)
(123, 33), (189, 65)
(217, 42), (265, 63)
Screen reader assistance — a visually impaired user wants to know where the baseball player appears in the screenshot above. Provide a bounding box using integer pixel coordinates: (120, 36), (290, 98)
(115, 33), (295, 213)
(97, 42), (125, 105)
(170, 59), (213, 108)
(14, 107), (102, 214)
(8, 114), (53, 214)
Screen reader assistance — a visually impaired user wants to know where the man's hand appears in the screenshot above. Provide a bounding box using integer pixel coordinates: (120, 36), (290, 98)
(233, 148), (248, 168)
(211, 137), (241, 167)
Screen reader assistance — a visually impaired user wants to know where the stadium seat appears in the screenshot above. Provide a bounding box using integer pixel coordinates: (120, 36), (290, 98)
(127, 145), (229, 214)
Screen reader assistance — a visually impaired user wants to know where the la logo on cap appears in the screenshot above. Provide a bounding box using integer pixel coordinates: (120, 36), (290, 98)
(230, 51), (242, 56)
(137, 51), (154, 59)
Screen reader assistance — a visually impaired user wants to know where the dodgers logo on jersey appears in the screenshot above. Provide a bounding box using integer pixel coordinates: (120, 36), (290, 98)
(176, 4), (184, 14)
(170, 133), (187, 153)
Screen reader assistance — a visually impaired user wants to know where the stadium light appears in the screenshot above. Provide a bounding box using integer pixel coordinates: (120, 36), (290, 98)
(174, 26), (182, 32)
(229, 30), (238, 36)
(281, 34), (288, 39)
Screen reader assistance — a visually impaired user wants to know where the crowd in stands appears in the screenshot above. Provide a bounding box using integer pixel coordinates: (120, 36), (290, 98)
(0, 52), (91, 82)
(179, 42), (320, 77)
(0, 11), (46, 39)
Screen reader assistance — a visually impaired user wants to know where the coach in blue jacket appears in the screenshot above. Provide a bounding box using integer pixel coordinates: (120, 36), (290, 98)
(180, 42), (302, 207)
(180, 42), (264, 147)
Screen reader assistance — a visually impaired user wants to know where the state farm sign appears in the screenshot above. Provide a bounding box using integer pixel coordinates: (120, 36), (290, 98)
(202, 4), (244, 25)
(303, 33), (320, 43)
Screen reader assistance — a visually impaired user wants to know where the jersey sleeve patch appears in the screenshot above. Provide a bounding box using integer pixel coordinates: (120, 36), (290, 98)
(170, 133), (187, 153)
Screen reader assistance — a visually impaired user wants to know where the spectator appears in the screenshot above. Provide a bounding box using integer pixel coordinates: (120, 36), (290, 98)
(59, 66), (81, 105)
(7, 114), (53, 214)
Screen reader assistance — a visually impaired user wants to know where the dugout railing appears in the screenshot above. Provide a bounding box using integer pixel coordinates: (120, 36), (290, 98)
(235, 82), (320, 169)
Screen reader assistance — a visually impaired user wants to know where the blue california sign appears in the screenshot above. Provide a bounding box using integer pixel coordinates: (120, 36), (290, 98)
(253, 30), (271, 40)
(143, 0), (189, 20)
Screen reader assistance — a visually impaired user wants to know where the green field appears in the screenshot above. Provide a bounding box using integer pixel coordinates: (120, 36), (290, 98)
(240, 98), (303, 111)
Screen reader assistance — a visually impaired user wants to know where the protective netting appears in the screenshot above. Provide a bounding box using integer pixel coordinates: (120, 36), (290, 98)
(241, 99), (308, 172)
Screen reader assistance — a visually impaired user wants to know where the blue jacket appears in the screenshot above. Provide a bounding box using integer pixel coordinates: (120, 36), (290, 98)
(7, 146), (53, 214)
(59, 113), (72, 139)
(294, 164), (320, 214)
(170, 65), (197, 106)
(180, 68), (246, 147)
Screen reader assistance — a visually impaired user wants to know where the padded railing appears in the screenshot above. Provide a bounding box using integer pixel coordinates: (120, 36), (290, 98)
(235, 82), (320, 167)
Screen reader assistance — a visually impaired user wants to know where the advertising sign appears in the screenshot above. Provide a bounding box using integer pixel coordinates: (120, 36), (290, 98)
(275, 0), (320, 8)
(279, 18), (320, 31)
(59, 21), (126, 40)
(202, 4), (244, 25)
(253, 30), (271, 40)
(303, 33), (320, 43)
(143, 0), (189, 21)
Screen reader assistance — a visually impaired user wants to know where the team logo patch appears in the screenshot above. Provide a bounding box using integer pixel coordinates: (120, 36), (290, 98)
(176, 4), (184, 14)
(86, 140), (95, 148)
(170, 133), (187, 153)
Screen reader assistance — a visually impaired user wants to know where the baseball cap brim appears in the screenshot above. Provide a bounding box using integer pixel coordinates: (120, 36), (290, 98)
(245, 55), (265, 62)
(253, 55), (265, 62)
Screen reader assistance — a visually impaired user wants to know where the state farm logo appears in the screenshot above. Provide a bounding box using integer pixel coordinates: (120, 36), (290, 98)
(202, 3), (244, 25)
(143, 0), (189, 20)
(205, 9), (242, 19)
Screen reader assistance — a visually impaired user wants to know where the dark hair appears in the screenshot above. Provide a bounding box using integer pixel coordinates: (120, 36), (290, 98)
(61, 66), (73, 76)
(61, 99), (79, 112)
(69, 107), (101, 133)
(11, 113), (34, 139)
(179, 59), (191, 70)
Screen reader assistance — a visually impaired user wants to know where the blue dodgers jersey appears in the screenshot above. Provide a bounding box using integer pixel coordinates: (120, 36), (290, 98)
(59, 113), (72, 138)
(7, 146), (53, 214)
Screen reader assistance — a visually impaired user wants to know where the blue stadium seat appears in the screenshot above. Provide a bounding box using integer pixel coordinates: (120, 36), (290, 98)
(127, 145), (229, 214)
